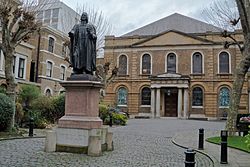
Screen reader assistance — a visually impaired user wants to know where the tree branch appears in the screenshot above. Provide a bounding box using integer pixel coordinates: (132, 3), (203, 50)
(222, 30), (244, 51)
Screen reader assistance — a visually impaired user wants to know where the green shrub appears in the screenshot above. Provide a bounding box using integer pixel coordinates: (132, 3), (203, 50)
(30, 94), (65, 124)
(15, 102), (24, 126)
(99, 103), (128, 126)
(18, 84), (41, 109)
(31, 96), (54, 122)
(0, 86), (6, 94)
(51, 94), (65, 122)
(245, 126), (250, 151)
(99, 103), (109, 122)
(112, 113), (127, 126)
(0, 93), (14, 131)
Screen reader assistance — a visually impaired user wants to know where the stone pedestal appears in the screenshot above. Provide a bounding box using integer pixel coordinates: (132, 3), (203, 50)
(45, 77), (113, 156)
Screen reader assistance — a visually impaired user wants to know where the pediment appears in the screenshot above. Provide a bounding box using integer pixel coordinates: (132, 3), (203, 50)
(133, 30), (214, 47)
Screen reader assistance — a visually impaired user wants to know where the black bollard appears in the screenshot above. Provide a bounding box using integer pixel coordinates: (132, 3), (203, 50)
(220, 130), (228, 164)
(198, 128), (204, 150)
(185, 148), (196, 167)
(109, 113), (113, 127)
(29, 117), (34, 137)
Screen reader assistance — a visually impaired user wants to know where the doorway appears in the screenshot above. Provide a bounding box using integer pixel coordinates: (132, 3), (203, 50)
(164, 88), (178, 117)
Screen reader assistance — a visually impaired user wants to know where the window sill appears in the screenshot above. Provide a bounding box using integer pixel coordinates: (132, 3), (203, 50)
(216, 73), (232, 76)
(117, 74), (129, 77)
(219, 106), (229, 109)
(190, 73), (205, 76)
(140, 105), (151, 107)
(139, 74), (151, 76)
(192, 106), (203, 108)
(117, 105), (128, 107)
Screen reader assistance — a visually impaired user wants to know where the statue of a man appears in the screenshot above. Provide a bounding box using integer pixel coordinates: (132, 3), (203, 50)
(69, 12), (97, 75)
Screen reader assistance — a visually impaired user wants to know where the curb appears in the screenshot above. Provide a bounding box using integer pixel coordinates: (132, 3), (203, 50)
(171, 135), (215, 167)
(0, 136), (45, 141)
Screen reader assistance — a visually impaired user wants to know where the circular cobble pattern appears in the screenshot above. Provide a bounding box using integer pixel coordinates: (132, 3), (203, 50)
(0, 119), (224, 167)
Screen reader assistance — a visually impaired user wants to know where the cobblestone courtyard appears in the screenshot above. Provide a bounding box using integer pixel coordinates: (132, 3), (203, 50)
(0, 119), (225, 167)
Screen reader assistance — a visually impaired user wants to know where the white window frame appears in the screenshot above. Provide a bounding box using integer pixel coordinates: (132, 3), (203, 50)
(117, 54), (129, 75)
(140, 52), (152, 75)
(44, 87), (53, 96)
(165, 52), (178, 73)
(0, 49), (3, 71)
(13, 53), (27, 79)
(60, 64), (67, 80)
(46, 60), (54, 78)
(48, 35), (56, 53)
(191, 51), (204, 74)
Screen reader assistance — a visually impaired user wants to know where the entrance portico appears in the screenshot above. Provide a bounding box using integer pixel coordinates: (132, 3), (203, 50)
(150, 73), (190, 119)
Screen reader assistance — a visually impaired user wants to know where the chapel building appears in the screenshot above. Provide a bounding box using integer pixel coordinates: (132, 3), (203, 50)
(103, 13), (248, 120)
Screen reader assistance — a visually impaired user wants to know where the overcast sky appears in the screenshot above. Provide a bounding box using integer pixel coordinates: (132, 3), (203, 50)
(60, 0), (214, 36)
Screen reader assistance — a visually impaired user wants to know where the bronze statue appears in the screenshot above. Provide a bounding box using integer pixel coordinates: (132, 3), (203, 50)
(69, 12), (97, 75)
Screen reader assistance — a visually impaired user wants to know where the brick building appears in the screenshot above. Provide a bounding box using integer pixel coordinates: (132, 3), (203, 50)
(29, 26), (71, 96)
(103, 13), (248, 120)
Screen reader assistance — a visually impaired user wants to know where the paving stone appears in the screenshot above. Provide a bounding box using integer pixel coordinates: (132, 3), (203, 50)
(0, 119), (225, 167)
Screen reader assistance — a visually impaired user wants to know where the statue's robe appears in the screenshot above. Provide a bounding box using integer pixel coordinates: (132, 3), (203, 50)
(69, 23), (96, 74)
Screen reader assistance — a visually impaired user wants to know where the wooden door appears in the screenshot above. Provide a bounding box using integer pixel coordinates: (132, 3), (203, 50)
(164, 88), (178, 117)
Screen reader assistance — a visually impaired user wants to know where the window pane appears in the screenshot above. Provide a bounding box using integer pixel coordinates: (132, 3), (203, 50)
(60, 66), (65, 80)
(117, 87), (128, 105)
(44, 9), (51, 19)
(37, 11), (43, 20)
(18, 58), (25, 78)
(141, 87), (151, 105)
(46, 62), (52, 77)
(142, 54), (151, 74)
(219, 52), (229, 73)
(192, 87), (203, 106)
(193, 52), (202, 73)
(52, 8), (59, 18)
(219, 87), (230, 107)
(167, 53), (176, 73)
(45, 89), (52, 97)
(48, 37), (54, 53)
(118, 55), (127, 75)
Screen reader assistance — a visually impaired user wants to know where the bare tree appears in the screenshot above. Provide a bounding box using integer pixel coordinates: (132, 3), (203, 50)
(76, 4), (113, 57)
(203, 0), (250, 135)
(96, 62), (118, 99)
(0, 0), (51, 130)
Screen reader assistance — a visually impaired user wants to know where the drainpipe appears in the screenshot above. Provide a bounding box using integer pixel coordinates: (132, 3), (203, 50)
(35, 28), (41, 82)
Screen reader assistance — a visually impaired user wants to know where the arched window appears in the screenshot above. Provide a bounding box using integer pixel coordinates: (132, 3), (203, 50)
(45, 89), (52, 97)
(118, 55), (127, 75)
(141, 87), (151, 105)
(141, 54), (151, 74)
(219, 87), (230, 107)
(192, 87), (203, 106)
(219, 52), (229, 73)
(192, 52), (202, 73)
(46, 61), (53, 77)
(60, 66), (66, 80)
(167, 53), (176, 73)
(117, 87), (128, 105)
(48, 37), (55, 53)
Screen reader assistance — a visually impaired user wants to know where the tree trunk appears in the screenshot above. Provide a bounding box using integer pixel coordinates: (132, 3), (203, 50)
(226, 34), (250, 136)
(4, 48), (17, 130)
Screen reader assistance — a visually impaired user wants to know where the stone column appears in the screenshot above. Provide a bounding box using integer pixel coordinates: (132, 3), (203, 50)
(156, 88), (161, 118)
(183, 89), (189, 119)
(178, 88), (182, 118)
(151, 88), (156, 118)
